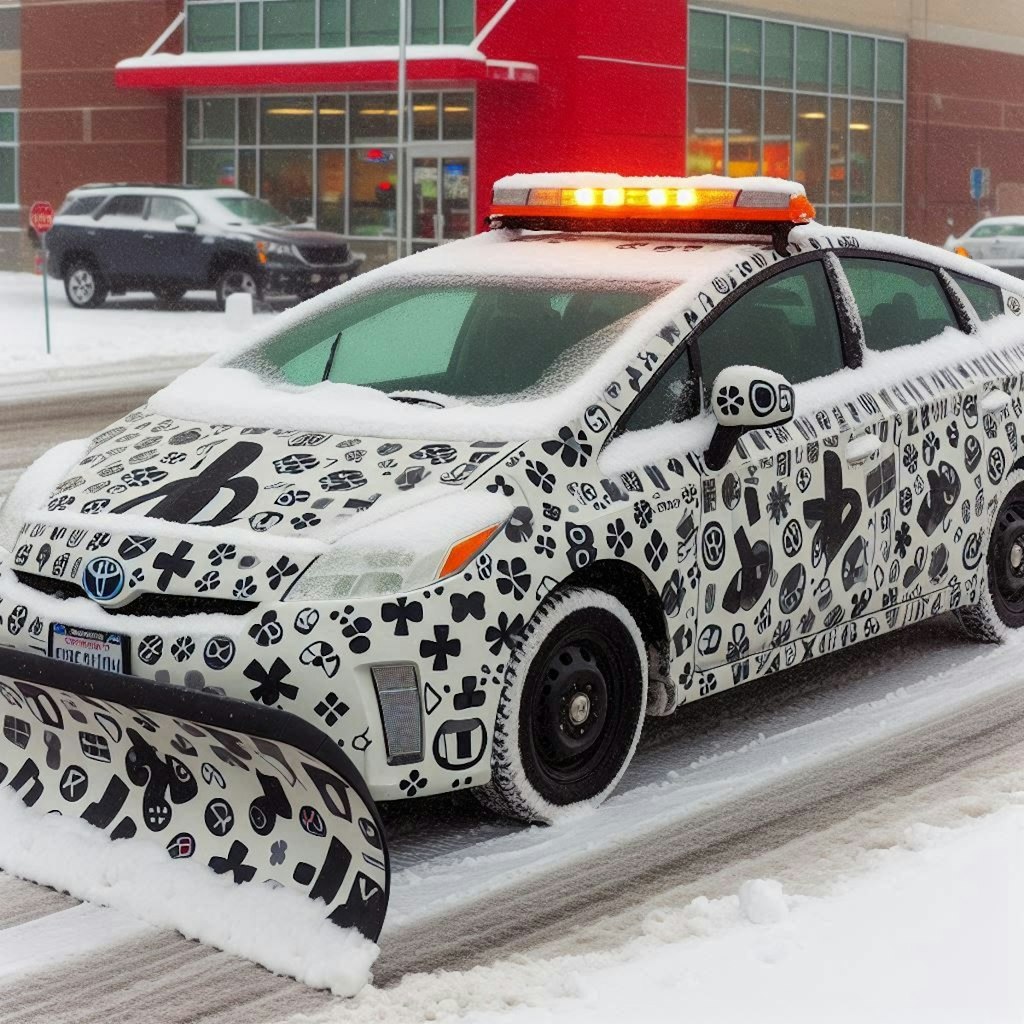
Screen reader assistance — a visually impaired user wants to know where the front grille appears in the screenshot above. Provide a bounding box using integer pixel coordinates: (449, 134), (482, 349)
(15, 572), (257, 619)
(296, 244), (350, 265)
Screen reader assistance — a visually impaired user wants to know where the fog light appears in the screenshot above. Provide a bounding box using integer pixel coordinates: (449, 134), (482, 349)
(371, 663), (423, 766)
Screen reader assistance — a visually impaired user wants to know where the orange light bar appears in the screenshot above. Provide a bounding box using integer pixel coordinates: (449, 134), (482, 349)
(491, 184), (815, 226)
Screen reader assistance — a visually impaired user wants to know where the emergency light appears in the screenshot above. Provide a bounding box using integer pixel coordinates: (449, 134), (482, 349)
(488, 173), (815, 254)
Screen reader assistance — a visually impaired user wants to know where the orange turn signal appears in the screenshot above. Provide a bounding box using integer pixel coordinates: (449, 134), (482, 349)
(438, 524), (502, 579)
(954, 245), (970, 258)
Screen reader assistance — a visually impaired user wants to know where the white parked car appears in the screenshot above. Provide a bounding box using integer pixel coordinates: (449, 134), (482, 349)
(944, 216), (1024, 278)
(2, 173), (1024, 946)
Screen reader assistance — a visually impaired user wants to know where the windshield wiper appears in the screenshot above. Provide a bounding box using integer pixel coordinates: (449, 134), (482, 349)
(388, 393), (446, 409)
(322, 332), (342, 382)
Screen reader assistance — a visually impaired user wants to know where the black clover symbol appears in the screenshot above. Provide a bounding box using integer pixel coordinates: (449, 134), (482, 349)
(765, 482), (791, 525)
(209, 543), (236, 566)
(233, 576), (257, 599)
(399, 769), (428, 796)
(171, 636), (195, 662)
(450, 591), (486, 623)
(340, 607), (373, 654)
(196, 570), (220, 593)
(496, 557), (531, 599)
(486, 475), (516, 498)
(319, 471), (367, 492)
(633, 500), (654, 528)
(716, 385), (743, 417)
(121, 466), (168, 487)
(534, 534), (556, 558)
(504, 508), (534, 544)
(644, 530), (668, 571)
(274, 453), (319, 475)
(381, 595), (424, 636)
(541, 426), (593, 468)
(314, 691), (349, 727)
(270, 840), (287, 866)
(902, 444), (918, 473)
(267, 557), (299, 591)
(290, 512), (322, 530)
(248, 610), (284, 647)
(894, 522), (912, 559)
(525, 460), (556, 494)
(606, 519), (633, 557)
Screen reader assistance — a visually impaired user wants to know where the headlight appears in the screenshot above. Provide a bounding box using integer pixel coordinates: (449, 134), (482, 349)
(284, 492), (511, 602)
(256, 240), (297, 262)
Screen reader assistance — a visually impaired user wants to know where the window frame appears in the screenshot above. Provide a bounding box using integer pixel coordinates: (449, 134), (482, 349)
(612, 251), (855, 441)
(0, 109), (17, 210)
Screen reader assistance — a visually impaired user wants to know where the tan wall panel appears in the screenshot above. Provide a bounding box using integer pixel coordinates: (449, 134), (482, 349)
(0, 48), (19, 88)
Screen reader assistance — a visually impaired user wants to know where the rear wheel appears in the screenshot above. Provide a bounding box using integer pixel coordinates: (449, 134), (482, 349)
(63, 260), (108, 309)
(956, 468), (1024, 641)
(477, 587), (648, 823)
(215, 268), (260, 311)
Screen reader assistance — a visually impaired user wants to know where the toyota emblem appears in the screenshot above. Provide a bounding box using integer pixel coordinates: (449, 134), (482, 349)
(82, 556), (126, 602)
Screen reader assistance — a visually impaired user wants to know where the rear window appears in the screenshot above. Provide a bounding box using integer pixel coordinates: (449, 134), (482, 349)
(59, 195), (105, 216)
(98, 195), (146, 218)
(950, 272), (1004, 322)
(838, 257), (960, 352)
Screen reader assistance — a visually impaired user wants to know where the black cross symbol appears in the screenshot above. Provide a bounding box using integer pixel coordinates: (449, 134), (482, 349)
(153, 541), (195, 593)
(244, 658), (298, 705)
(419, 625), (461, 671)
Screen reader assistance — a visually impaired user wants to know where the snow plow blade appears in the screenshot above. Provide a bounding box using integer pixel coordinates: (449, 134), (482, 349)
(0, 648), (389, 941)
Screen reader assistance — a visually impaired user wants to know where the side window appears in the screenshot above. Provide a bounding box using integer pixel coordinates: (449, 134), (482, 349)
(969, 224), (1000, 239)
(950, 271), (1004, 322)
(697, 260), (845, 397)
(148, 197), (193, 223)
(620, 348), (698, 434)
(98, 195), (146, 219)
(838, 257), (959, 352)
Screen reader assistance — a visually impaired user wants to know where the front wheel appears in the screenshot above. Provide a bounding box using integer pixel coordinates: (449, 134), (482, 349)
(477, 587), (648, 823)
(956, 468), (1024, 642)
(63, 260), (108, 309)
(215, 268), (260, 311)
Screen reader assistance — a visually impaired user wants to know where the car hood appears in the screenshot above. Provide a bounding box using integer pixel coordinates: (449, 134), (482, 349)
(10, 411), (510, 608)
(231, 224), (350, 247)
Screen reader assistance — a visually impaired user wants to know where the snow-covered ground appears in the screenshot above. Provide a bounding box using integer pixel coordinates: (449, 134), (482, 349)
(0, 271), (270, 371)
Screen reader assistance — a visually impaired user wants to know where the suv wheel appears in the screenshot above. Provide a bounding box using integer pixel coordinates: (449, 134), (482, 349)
(957, 468), (1024, 641)
(63, 260), (108, 309)
(215, 268), (260, 311)
(476, 587), (648, 823)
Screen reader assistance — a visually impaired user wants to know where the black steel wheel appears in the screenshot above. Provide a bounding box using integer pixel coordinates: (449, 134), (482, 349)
(478, 587), (647, 823)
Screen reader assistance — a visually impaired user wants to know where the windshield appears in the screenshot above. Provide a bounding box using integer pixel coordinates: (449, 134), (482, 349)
(229, 283), (668, 404)
(215, 196), (290, 225)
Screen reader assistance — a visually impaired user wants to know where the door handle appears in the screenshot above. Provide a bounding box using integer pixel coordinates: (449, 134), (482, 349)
(143, 234), (156, 240)
(981, 388), (1011, 415)
(846, 433), (882, 466)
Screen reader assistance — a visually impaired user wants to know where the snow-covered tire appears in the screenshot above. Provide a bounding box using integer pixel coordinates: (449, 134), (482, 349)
(956, 466), (1024, 643)
(63, 259), (108, 309)
(476, 586), (648, 824)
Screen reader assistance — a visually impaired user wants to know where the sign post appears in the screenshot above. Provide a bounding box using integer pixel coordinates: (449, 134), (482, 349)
(969, 167), (990, 221)
(29, 201), (55, 356)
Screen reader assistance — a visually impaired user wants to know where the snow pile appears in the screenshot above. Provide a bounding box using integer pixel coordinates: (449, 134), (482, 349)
(0, 789), (378, 997)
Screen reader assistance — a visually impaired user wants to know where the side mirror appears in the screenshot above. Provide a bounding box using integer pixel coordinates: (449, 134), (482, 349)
(174, 212), (199, 232)
(704, 365), (795, 471)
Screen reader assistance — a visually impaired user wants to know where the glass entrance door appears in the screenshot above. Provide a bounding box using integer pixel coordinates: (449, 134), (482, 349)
(405, 151), (473, 253)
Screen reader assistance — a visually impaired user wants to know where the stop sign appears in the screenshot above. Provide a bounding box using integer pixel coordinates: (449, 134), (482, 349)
(30, 201), (54, 234)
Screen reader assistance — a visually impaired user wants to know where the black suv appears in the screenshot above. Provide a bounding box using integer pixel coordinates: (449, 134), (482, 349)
(47, 184), (364, 309)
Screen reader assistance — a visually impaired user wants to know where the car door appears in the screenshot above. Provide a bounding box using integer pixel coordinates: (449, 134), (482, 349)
(92, 194), (149, 281)
(686, 257), (861, 679)
(836, 255), (984, 624)
(143, 195), (207, 288)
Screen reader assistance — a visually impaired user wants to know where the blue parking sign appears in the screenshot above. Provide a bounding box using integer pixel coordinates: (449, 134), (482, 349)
(970, 167), (990, 201)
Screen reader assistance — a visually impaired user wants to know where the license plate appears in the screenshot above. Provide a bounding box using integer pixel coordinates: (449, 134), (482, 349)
(49, 624), (128, 675)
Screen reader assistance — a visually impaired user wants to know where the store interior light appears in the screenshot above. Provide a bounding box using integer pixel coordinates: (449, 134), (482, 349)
(360, 108), (399, 116)
(318, 108), (346, 116)
(266, 107), (315, 116)
(412, 104), (437, 112)
(443, 106), (470, 112)
(799, 111), (826, 119)
(849, 122), (872, 130)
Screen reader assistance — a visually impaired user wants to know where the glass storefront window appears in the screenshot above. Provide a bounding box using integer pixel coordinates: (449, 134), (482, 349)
(261, 96), (314, 145)
(689, 9), (904, 231)
(187, 98), (237, 145)
(686, 83), (725, 175)
(442, 93), (473, 140)
(320, 0), (346, 46)
(796, 27), (828, 91)
(317, 149), (347, 232)
(764, 22), (792, 88)
(239, 98), (258, 145)
(238, 149), (257, 195)
(188, 3), (236, 51)
(690, 11), (726, 81)
(412, 0), (440, 44)
(413, 92), (440, 141)
(351, 94), (398, 142)
(351, 0), (399, 45)
(187, 149), (238, 188)
(263, 0), (315, 49)
(351, 149), (397, 236)
(0, 111), (15, 206)
(261, 149), (314, 222)
(729, 18), (761, 85)
(444, 0), (474, 43)
(240, 1), (260, 49)
(317, 95), (347, 144)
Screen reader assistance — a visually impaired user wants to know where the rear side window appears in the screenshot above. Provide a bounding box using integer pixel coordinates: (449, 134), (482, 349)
(696, 260), (845, 397)
(950, 272), (1004, 322)
(148, 196), (195, 223)
(99, 195), (146, 218)
(59, 195), (105, 216)
(838, 257), (959, 352)
(970, 222), (1024, 238)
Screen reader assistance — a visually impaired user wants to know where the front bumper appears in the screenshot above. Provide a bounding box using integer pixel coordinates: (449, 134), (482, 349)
(262, 254), (364, 296)
(0, 560), (462, 803)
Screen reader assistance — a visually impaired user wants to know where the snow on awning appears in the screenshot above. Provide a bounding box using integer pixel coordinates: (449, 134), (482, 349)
(115, 44), (539, 92)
